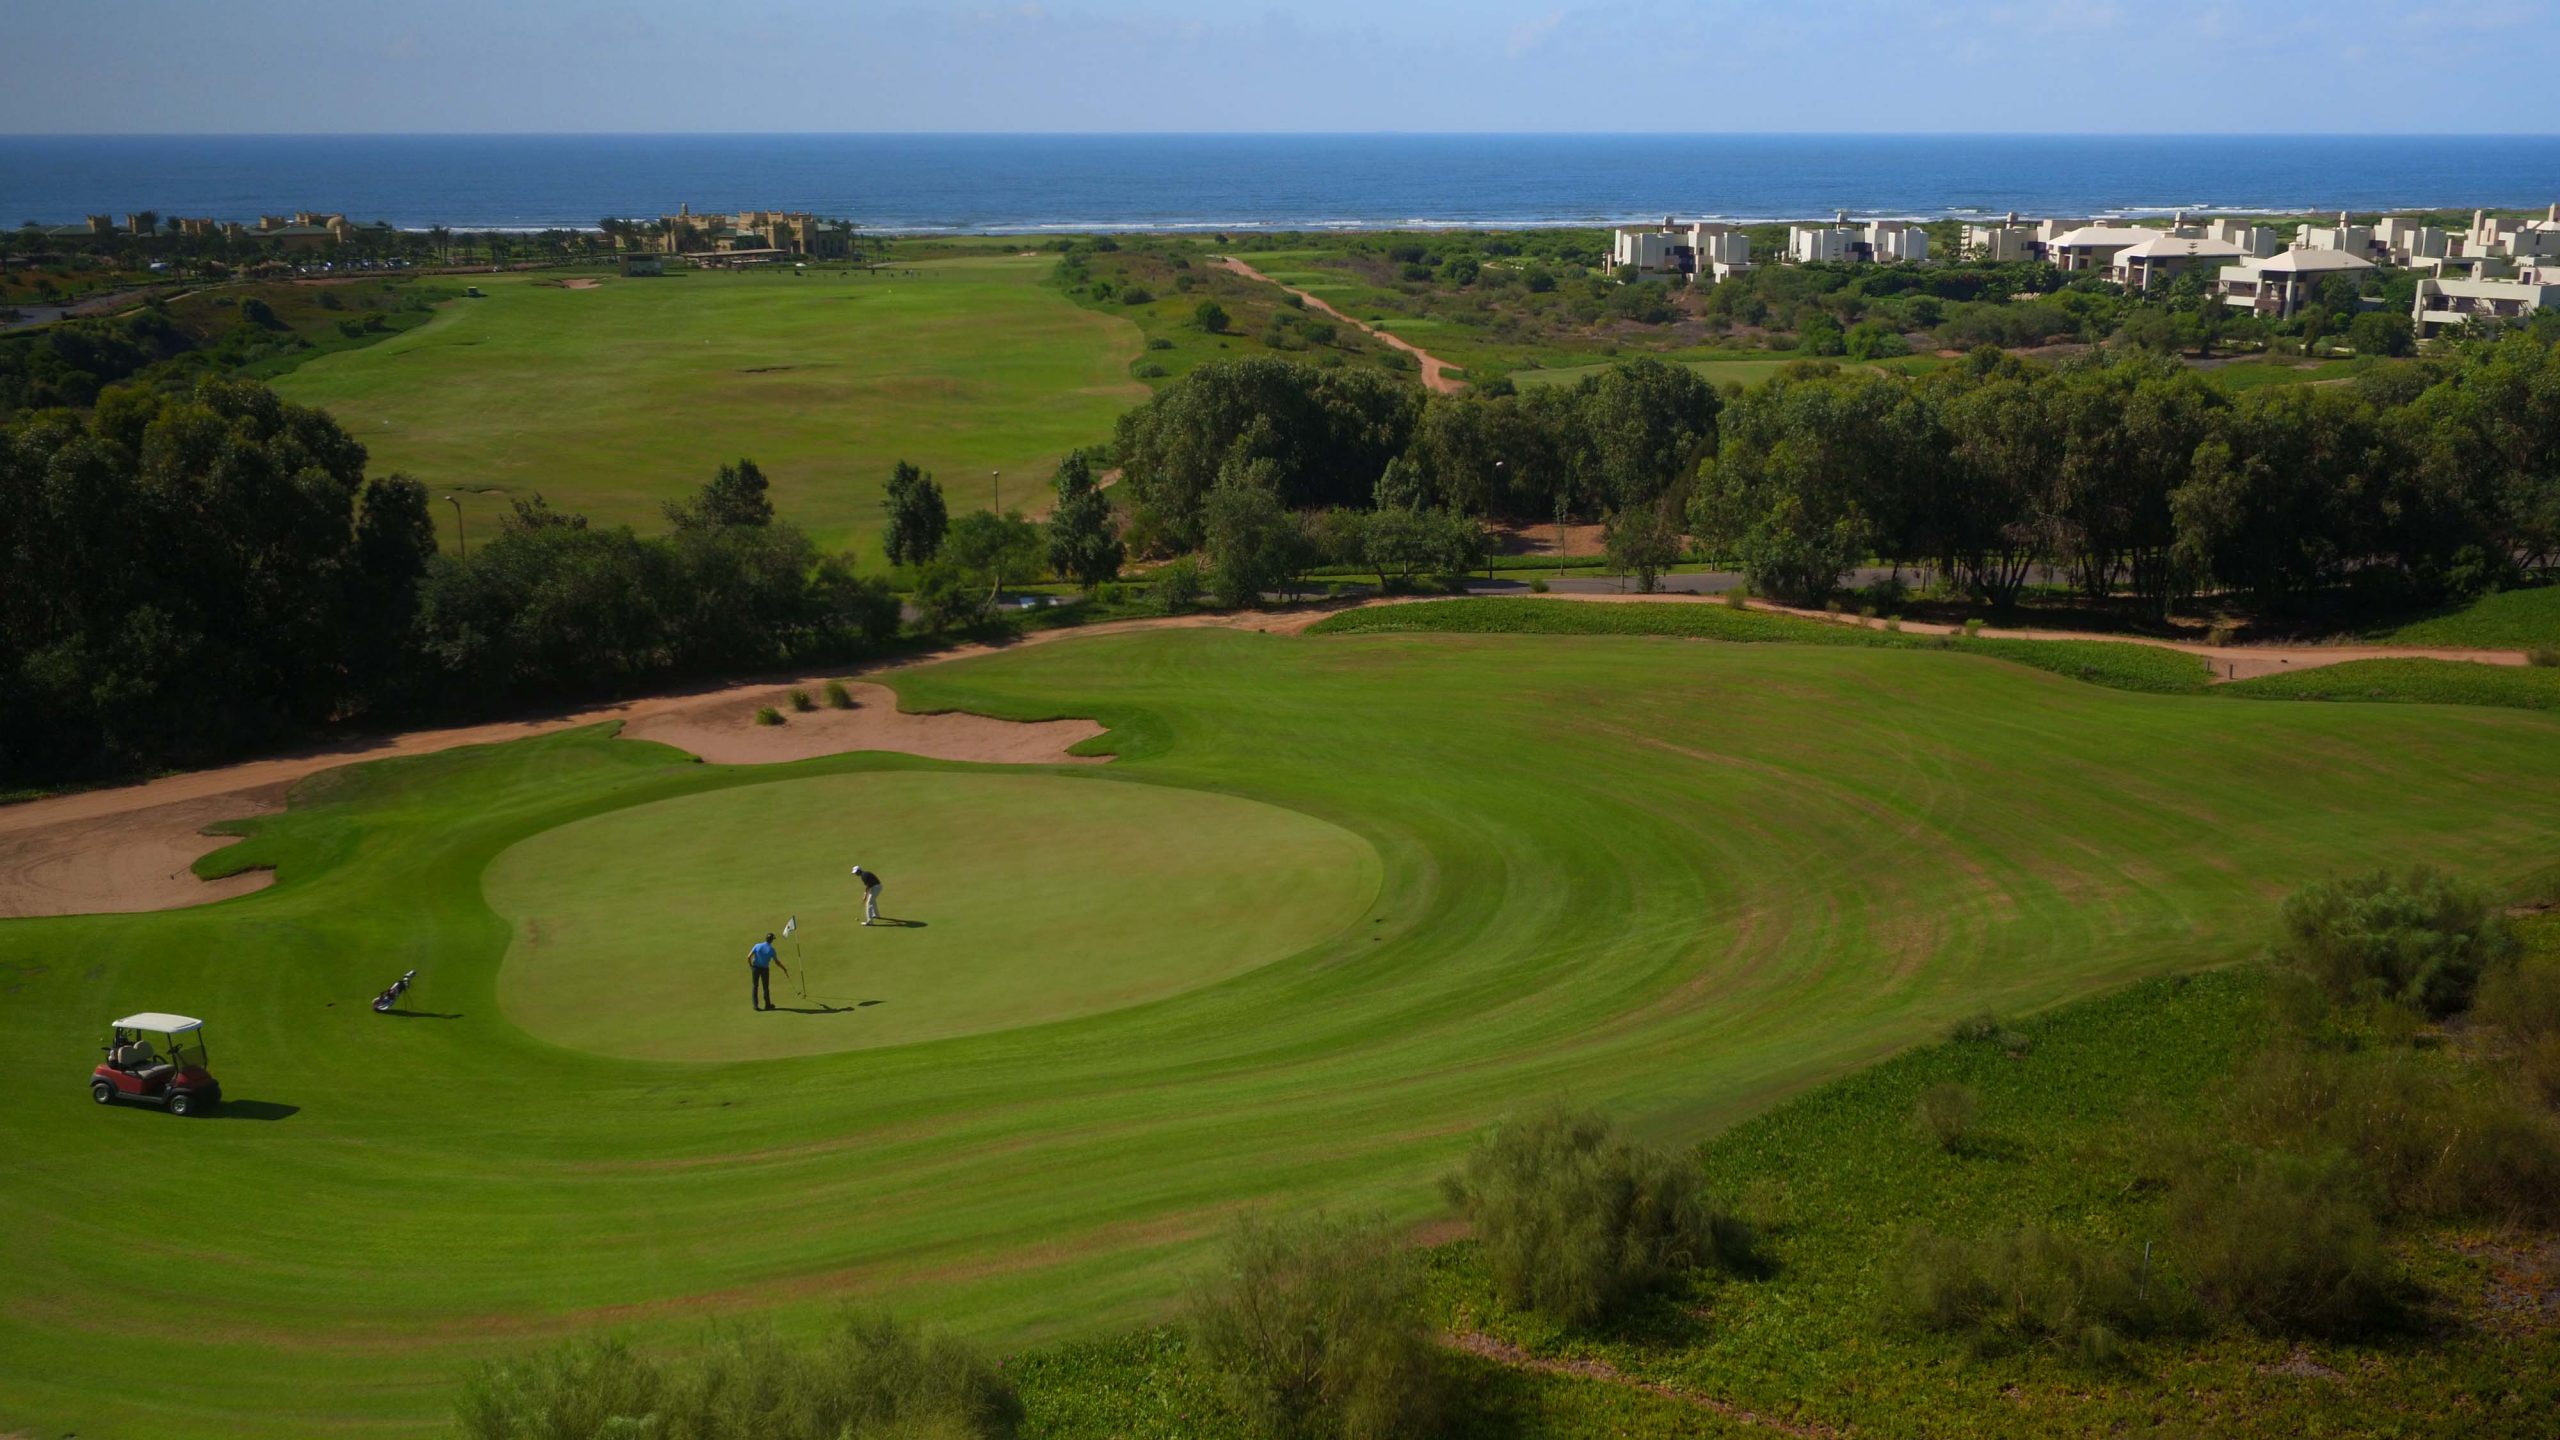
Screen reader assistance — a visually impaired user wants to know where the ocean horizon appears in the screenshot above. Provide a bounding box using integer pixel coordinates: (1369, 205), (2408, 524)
(6, 132), (2559, 235)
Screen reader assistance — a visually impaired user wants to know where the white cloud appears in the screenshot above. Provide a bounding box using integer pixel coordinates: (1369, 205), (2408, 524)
(1507, 9), (1563, 58)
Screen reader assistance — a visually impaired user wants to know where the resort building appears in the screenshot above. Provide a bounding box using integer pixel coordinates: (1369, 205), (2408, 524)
(2375, 216), (2454, 266)
(2110, 233), (2247, 291)
(2470, 205), (2560, 262)
(2412, 264), (2559, 339)
(2045, 223), (2156, 273)
(1785, 214), (1927, 265)
(652, 204), (855, 260)
(1609, 219), (1751, 282)
(2217, 246), (2375, 318)
(1961, 213), (2063, 263)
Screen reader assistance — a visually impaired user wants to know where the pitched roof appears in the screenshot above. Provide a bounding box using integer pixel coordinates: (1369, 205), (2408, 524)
(2115, 234), (2246, 261)
(2245, 247), (2376, 274)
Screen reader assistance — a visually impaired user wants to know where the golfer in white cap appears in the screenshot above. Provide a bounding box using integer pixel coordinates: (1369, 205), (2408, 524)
(850, 864), (883, 925)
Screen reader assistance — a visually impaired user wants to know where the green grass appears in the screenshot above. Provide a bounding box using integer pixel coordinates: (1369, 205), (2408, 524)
(1309, 597), (2215, 694)
(2197, 356), (2377, 393)
(2373, 584), (2560, 649)
(2218, 657), (2560, 711)
(6, 627), (2559, 1436)
(487, 770), (1377, 1060)
(1507, 353), (1944, 390)
(269, 259), (1146, 554)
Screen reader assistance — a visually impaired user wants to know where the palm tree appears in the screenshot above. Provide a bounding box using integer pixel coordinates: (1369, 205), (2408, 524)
(428, 225), (451, 265)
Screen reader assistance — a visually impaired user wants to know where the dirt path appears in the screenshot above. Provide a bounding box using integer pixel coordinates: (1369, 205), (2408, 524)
(1213, 256), (1464, 393)
(0, 606), (1335, 919)
(1724, 595), (2531, 682)
(1444, 1331), (1836, 1438)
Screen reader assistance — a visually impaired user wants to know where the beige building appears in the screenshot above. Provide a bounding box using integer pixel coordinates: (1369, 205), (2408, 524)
(2111, 233), (2246, 290)
(653, 204), (853, 259)
(2217, 246), (2374, 318)
(1610, 219), (1751, 281)
(2412, 264), (2559, 339)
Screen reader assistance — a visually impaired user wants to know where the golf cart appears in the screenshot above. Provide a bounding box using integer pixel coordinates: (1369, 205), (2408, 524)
(92, 1013), (221, 1116)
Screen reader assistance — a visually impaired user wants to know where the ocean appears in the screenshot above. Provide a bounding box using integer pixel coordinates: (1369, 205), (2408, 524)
(5, 133), (2558, 235)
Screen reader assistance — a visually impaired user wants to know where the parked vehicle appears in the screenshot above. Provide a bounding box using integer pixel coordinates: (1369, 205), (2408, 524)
(92, 1013), (221, 1116)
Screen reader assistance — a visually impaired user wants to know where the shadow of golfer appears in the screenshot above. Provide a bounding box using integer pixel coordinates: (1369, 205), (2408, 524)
(379, 1009), (464, 1020)
(770, 1003), (852, 1015)
(869, 917), (926, 929)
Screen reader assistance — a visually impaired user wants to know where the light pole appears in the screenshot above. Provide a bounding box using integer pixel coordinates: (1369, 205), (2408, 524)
(445, 494), (466, 560)
(1490, 460), (1505, 582)
(992, 469), (1001, 516)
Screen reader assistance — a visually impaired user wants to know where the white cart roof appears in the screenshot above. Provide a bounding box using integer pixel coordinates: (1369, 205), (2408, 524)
(112, 1013), (202, 1033)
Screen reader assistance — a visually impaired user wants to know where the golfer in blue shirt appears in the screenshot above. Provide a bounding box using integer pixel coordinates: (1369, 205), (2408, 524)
(748, 931), (788, 1011)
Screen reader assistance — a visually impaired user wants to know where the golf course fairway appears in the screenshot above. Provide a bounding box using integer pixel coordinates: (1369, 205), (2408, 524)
(5, 625), (2559, 1437)
(269, 258), (1146, 552)
(487, 771), (1379, 1060)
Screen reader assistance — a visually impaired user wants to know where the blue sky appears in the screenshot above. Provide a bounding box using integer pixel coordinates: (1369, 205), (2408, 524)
(3, 1), (2552, 135)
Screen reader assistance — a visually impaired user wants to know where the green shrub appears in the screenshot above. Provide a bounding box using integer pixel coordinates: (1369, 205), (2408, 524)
(1184, 1213), (1442, 1440)
(1527, 577), (1548, 593)
(1887, 1225), (2169, 1360)
(1444, 1103), (1758, 1327)
(1119, 286), (1155, 306)
(2478, 947), (2560, 1107)
(1914, 1082), (1979, 1154)
(914, 560), (987, 632)
(1150, 557), (1204, 615)
(824, 680), (854, 710)
(753, 706), (784, 727)
(2529, 645), (2559, 668)
(2168, 1151), (2394, 1335)
(452, 1312), (1022, 1440)
(2271, 865), (2516, 1016)
(1723, 586), (1748, 610)
(1949, 1012), (2032, 1056)
(1885, 615), (1903, 633)
(789, 688), (816, 713)
(1962, 618), (1984, 638)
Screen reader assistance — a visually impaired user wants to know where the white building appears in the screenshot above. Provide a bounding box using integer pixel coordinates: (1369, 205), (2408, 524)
(1786, 213), (1928, 265)
(2412, 264), (2560, 339)
(2296, 213), (2377, 260)
(2218, 246), (2375, 319)
(2111, 233), (2247, 291)
(2375, 216), (2453, 266)
(1610, 219), (1752, 282)
(2201, 217), (2280, 258)
(2470, 205), (2560, 263)
(1962, 213), (2043, 263)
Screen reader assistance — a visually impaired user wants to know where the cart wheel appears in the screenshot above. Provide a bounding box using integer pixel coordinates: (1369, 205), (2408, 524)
(168, 1091), (194, 1117)
(92, 1080), (114, 1105)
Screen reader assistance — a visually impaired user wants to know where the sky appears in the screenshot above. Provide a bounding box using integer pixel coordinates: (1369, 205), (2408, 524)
(3, 0), (2554, 135)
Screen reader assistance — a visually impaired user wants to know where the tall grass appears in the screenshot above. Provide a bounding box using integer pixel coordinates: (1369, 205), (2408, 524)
(1184, 1213), (1443, 1440)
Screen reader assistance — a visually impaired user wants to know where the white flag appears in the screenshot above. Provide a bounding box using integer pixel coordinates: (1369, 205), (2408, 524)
(783, 914), (797, 938)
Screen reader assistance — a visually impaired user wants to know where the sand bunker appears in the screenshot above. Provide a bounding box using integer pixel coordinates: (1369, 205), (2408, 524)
(621, 682), (1104, 765)
(0, 783), (289, 919)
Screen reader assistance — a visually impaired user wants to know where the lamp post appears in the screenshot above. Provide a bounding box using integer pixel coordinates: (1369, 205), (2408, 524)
(445, 493), (466, 560)
(1490, 460), (1505, 583)
(992, 469), (1001, 516)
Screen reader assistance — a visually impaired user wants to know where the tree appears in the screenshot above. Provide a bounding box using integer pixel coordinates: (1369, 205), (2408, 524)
(1203, 461), (1304, 608)
(1690, 370), (1916, 604)
(1114, 359), (1420, 550)
(881, 460), (948, 565)
(1044, 453), (1124, 592)
(943, 509), (1044, 605)
(1576, 357), (1722, 512)
(1603, 502), (1686, 593)
(2348, 310), (2416, 360)
(662, 457), (773, 530)
(1193, 299), (1230, 334)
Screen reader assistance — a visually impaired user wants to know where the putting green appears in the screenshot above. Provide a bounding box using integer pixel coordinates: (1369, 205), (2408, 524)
(486, 771), (1380, 1060)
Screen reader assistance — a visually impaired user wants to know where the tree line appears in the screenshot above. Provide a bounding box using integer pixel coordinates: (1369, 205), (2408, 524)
(1112, 334), (2560, 614)
(0, 380), (895, 786)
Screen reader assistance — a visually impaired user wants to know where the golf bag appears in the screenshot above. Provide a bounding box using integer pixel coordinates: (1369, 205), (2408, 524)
(372, 969), (417, 1013)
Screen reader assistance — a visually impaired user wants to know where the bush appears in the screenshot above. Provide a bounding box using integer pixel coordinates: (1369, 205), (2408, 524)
(914, 560), (987, 632)
(1949, 1012), (2033, 1057)
(789, 688), (815, 712)
(1528, 577), (1548, 593)
(2271, 866), (2517, 1016)
(754, 706), (784, 726)
(452, 1312), (1022, 1440)
(2168, 1151), (2394, 1335)
(1888, 1225), (2170, 1359)
(1119, 286), (1155, 306)
(1184, 1213), (1442, 1440)
(1962, 618), (1984, 637)
(1914, 1082), (1979, 1154)
(1722, 586), (1748, 610)
(824, 680), (854, 710)
(1150, 557), (1204, 615)
(1193, 300), (1230, 334)
(2530, 645), (2559, 668)
(2478, 948), (2560, 1107)
(1444, 1103), (1757, 1327)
